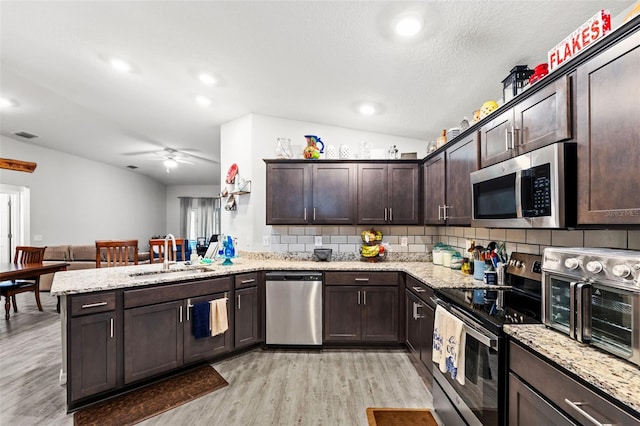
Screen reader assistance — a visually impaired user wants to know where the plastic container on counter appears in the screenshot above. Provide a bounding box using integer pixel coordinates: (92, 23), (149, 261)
(432, 243), (447, 265)
(450, 252), (463, 270)
(442, 249), (458, 268)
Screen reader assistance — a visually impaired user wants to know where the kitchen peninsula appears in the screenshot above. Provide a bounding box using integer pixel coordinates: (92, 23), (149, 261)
(51, 257), (640, 423)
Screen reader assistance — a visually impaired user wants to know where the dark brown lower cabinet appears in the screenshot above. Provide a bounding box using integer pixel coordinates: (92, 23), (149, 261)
(184, 293), (232, 364)
(69, 311), (117, 401)
(234, 286), (259, 348)
(324, 285), (398, 342)
(508, 373), (574, 426)
(405, 275), (435, 392)
(509, 340), (640, 425)
(124, 300), (184, 384)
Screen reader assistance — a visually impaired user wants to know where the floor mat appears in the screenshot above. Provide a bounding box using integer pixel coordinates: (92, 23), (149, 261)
(74, 365), (228, 426)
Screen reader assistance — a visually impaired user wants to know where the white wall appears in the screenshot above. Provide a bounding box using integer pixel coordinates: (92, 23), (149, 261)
(220, 113), (427, 252)
(0, 135), (167, 246)
(166, 185), (220, 238)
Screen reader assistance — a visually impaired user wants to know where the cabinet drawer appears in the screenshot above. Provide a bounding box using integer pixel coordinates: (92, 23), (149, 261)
(235, 272), (259, 289)
(71, 292), (116, 317)
(124, 277), (232, 309)
(509, 341), (640, 425)
(406, 275), (434, 303)
(324, 272), (398, 286)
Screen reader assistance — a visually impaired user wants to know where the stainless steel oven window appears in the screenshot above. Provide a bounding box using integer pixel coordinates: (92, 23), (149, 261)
(545, 275), (572, 334)
(590, 285), (635, 359)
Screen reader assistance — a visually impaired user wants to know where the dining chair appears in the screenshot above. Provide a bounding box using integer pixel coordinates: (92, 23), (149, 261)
(149, 238), (186, 263)
(95, 240), (139, 268)
(0, 246), (47, 320)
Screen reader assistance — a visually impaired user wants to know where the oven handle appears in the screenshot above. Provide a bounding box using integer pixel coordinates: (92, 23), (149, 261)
(431, 297), (498, 350)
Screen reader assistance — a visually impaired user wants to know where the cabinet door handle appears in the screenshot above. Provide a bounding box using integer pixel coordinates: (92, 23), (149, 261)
(179, 306), (183, 323)
(313, 207), (316, 221)
(304, 208), (307, 221)
(389, 208), (393, 222)
(355, 278), (369, 282)
(237, 294), (241, 310)
(384, 207), (388, 222)
(241, 279), (256, 284)
(443, 205), (451, 220)
(357, 290), (361, 305)
(437, 205), (442, 221)
(413, 302), (423, 320)
(110, 318), (114, 338)
(186, 299), (191, 321)
(505, 125), (515, 150)
(81, 301), (108, 309)
(363, 291), (366, 305)
(412, 286), (426, 293)
(563, 399), (610, 426)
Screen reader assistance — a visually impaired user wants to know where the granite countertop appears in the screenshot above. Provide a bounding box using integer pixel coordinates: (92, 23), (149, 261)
(504, 324), (640, 414)
(50, 256), (490, 295)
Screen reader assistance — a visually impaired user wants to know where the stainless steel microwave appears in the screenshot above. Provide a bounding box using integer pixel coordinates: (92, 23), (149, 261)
(470, 142), (576, 228)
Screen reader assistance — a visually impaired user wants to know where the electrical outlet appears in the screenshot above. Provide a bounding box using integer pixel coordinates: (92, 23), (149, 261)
(315, 236), (323, 247)
(263, 236), (270, 246)
(400, 236), (408, 247)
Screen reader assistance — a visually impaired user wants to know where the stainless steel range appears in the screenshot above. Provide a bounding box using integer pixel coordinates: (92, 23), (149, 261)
(543, 247), (640, 366)
(433, 252), (543, 426)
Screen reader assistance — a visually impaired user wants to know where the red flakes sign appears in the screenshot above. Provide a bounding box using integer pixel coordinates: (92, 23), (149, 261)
(548, 10), (611, 71)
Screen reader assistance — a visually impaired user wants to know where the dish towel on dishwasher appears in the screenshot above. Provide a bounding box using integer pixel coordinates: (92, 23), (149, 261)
(210, 298), (229, 336)
(432, 305), (466, 385)
(192, 301), (211, 340)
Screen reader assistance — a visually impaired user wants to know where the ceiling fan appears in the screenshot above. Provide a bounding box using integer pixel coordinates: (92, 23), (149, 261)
(124, 147), (219, 173)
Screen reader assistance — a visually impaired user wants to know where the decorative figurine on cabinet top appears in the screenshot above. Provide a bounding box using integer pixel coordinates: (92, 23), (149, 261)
(303, 135), (324, 159)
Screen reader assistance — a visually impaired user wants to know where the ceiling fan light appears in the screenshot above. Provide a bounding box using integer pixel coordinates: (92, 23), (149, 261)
(164, 158), (178, 168)
(195, 95), (212, 107)
(109, 57), (132, 73)
(198, 72), (217, 86)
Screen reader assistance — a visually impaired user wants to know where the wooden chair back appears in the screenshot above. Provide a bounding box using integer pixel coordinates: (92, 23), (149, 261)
(13, 246), (47, 264)
(95, 240), (139, 268)
(149, 238), (186, 263)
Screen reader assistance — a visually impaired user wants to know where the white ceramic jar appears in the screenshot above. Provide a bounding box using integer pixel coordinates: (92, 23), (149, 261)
(325, 144), (338, 159)
(339, 144), (350, 159)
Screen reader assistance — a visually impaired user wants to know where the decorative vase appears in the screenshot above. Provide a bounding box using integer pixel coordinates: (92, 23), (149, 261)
(339, 144), (350, 159)
(325, 145), (338, 159)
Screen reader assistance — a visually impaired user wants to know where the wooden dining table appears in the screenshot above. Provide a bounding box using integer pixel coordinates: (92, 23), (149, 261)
(0, 261), (70, 314)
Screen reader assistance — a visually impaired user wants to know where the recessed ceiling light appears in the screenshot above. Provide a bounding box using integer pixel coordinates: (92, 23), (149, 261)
(395, 15), (423, 37)
(0, 97), (17, 108)
(195, 95), (212, 107)
(110, 57), (132, 73)
(358, 103), (378, 116)
(198, 72), (217, 86)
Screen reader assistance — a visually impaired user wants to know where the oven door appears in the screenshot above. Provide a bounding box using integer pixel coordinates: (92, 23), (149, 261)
(543, 272), (591, 342)
(433, 307), (500, 426)
(590, 284), (640, 366)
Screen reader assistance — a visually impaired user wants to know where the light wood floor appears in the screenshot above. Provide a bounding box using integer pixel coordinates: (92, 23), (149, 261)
(0, 292), (434, 425)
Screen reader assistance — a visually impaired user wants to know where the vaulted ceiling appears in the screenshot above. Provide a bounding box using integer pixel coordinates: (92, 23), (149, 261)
(1, 1), (633, 185)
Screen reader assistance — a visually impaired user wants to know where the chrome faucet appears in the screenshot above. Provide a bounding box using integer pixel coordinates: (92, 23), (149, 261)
(163, 233), (177, 271)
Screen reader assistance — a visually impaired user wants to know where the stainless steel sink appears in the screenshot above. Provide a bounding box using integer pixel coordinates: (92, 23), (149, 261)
(129, 266), (210, 279)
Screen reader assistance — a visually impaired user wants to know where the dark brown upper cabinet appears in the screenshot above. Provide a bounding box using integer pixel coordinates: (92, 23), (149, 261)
(265, 161), (356, 225)
(480, 75), (571, 168)
(576, 29), (640, 225)
(357, 162), (420, 225)
(424, 132), (479, 225)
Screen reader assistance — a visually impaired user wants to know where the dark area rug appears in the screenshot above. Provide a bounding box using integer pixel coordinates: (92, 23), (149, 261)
(74, 365), (228, 426)
(366, 407), (438, 426)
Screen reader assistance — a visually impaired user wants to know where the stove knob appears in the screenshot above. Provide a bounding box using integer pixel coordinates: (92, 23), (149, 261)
(634, 264), (640, 271)
(612, 264), (632, 278)
(516, 261), (523, 268)
(586, 261), (603, 274)
(564, 258), (580, 270)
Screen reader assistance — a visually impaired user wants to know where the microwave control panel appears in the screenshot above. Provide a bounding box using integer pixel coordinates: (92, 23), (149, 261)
(523, 164), (551, 217)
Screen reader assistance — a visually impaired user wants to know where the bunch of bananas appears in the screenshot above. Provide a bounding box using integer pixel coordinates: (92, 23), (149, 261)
(360, 244), (380, 258)
(361, 229), (383, 243)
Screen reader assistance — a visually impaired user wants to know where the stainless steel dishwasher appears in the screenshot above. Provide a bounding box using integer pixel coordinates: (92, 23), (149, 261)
(265, 271), (322, 346)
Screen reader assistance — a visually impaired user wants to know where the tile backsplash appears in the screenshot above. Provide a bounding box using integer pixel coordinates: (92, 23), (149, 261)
(269, 225), (640, 257)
